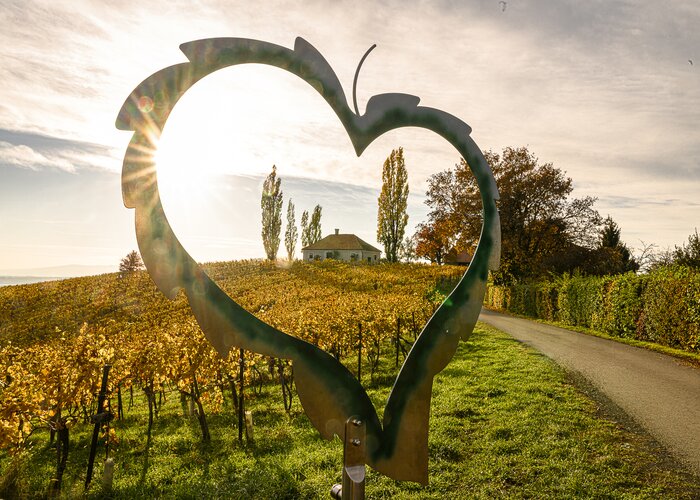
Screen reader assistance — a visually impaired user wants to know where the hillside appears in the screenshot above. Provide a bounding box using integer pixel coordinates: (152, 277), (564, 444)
(0, 260), (462, 348)
(1, 260), (699, 498)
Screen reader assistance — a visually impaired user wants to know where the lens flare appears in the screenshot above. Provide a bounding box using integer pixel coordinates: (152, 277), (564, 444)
(138, 95), (154, 113)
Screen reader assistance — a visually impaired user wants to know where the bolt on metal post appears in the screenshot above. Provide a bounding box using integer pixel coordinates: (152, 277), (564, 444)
(330, 417), (366, 500)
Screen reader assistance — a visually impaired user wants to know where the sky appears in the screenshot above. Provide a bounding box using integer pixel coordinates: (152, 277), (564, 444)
(1, 0), (699, 275)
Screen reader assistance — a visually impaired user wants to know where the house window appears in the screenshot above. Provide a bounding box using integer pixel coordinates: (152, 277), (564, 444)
(326, 251), (333, 259)
(350, 253), (358, 261)
(367, 257), (371, 263)
(308, 254), (313, 260)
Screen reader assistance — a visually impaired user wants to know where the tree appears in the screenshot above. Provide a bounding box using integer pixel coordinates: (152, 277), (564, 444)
(284, 199), (298, 261)
(421, 147), (603, 282)
(633, 240), (659, 273)
(261, 165), (283, 261)
(673, 229), (700, 268)
(591, 216), (638, 274)
(414, 222), (449, 265)
(600, 216), (622, 249)
(308, 205), (322, 245)
(398, 234), (417, 263)
(119, 250), (143, 275)
(300, 210), (310, 248)
(377, 147), (409, 262)
(646, 246), (675, 272)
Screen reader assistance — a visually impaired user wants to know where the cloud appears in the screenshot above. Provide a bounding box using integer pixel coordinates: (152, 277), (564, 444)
(2, 0), (700, 265)
(0, 141), (75, 172)
(0, 128), (120, 172)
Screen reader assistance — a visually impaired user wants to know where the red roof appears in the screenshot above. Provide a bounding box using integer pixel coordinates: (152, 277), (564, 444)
(302, 234), (381, 253)
(444, 249), (472, 265)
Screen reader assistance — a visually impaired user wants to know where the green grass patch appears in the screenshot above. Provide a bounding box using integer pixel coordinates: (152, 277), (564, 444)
(2, 323), (698, 498)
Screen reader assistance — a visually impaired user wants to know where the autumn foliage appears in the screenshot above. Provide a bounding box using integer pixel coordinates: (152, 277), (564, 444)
(0, 260), (463, 459)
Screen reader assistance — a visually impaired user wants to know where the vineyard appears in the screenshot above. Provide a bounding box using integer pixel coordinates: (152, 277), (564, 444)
(3, 261), (698, 498)
(0, 260), (463, 495)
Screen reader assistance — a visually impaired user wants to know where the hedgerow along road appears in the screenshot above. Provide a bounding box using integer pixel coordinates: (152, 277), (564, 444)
(479, 308), (700, 477)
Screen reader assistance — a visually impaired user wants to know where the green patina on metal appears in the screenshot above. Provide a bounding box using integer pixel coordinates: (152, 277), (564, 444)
(116, 37), (500, 484)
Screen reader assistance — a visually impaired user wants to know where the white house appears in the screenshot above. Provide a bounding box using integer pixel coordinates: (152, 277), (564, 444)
(301, 229), (381, 263)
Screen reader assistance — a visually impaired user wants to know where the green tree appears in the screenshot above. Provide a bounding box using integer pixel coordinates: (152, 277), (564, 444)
(592, 216), (638, 274)
(284, 199), (298, 261)
(673, 229), (700, 268)
(600, 216), (622, 248)
(261, 165), (283, 261)
(309, 205), (322, 245)
(422, 147), (602, 281)
(300, 210), (310, 248)
(377, 147), (409, 262)
(119, 250), (143, 275)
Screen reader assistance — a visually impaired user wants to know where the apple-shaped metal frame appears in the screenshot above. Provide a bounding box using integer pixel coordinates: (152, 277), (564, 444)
(116, 37), (500, 484)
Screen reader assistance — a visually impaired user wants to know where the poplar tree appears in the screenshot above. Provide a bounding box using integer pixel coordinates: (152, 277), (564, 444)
(300, 210), (310, 248)
(377, 147), (409, 262)
(285, 199), (298, 261)
(309, 205), (323, 245)
(261, 165), (283, 260)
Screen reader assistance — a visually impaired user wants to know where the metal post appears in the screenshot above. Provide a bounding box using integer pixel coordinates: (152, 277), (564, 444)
(412, 311), (417, 340)
(357, 323), (362, 382)
(85, 364), (112, 490)
(395, 316), (400, 368)
(238, 348), (245, 442)
(330, 417), (366, 500)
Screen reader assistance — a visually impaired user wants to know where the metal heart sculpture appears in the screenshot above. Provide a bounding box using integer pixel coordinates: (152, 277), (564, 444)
(116, 37), (500, 484)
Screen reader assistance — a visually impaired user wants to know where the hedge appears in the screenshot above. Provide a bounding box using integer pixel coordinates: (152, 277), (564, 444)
(484, 266), (699, 353)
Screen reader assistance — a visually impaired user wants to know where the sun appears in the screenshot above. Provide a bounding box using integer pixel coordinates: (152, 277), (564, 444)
(155, 95), (228, 199)
(149, 62), (398, 263)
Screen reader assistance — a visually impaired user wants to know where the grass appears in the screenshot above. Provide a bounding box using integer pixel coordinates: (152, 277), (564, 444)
(3, 323), (699, 499)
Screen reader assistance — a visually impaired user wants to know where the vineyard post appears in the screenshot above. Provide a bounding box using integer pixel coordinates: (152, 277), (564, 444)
(357, 323), (362, 383)
(238, 348), (245, 443)
(395, 317), (401, 368)
(85, 364), (112, 491)
(116, 384), (123, 420)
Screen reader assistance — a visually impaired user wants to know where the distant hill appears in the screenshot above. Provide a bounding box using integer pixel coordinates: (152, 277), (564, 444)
(0, 264), (116, 278)
(0, 276), (62, 287)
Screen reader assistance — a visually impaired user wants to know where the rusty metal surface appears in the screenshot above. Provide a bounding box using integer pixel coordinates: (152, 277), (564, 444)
(117, 37), (500, 484)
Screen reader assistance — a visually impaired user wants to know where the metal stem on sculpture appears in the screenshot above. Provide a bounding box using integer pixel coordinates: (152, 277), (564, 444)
(330, 417), (366, 500)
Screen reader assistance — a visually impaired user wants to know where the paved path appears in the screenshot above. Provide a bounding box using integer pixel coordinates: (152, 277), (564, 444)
(479, 308), (700, 476)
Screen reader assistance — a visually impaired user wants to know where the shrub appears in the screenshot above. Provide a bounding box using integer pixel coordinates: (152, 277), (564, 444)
(509, 283), (538, 317)
(535, 280), (558, 321)
(640, 266), (700, 351)
(556, 274), (606, 328)
(485, 266), (699, 353)
(605, 273), (646, 339)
